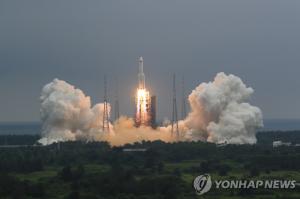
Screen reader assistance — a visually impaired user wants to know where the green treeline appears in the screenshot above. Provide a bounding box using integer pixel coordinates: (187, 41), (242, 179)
(0, 132), (299, 198)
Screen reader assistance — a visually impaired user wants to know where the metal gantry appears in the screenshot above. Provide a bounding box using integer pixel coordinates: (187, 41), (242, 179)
(171, 74), (179, 139)
(103, 75), (110, 132)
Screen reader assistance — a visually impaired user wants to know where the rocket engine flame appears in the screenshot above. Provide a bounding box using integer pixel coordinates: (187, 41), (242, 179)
(135, 88), (151, 126)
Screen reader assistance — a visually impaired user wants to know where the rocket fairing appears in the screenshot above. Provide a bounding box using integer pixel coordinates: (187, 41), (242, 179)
(138, 56), (145, 89)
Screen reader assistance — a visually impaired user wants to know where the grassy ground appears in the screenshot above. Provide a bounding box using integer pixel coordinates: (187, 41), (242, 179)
(14, 166), (59, 183)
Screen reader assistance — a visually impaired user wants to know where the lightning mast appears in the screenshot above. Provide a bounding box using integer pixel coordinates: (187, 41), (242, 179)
(181, 76), (187, 119)
(103, 75), (110, 132)
(171, 74), (179, 139)
(114, 78), (120, 121)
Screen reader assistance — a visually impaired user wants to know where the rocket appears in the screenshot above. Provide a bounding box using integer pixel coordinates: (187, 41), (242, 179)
(138, 56), (145, 89)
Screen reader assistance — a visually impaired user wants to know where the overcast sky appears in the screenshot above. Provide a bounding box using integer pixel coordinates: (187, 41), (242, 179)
(0, 0), (300, 122)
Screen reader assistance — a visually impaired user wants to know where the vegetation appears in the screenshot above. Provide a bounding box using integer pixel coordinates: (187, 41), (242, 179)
(0, 132), (299, 198)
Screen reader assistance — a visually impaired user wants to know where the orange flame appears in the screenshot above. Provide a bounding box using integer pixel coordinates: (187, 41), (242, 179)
(136, 88), (150, 126)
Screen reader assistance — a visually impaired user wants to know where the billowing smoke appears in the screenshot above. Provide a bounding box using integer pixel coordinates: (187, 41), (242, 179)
(108, 116), (172, 146)
(39, 79), (112, 145)
(39, 73), (263, 145)
(182, 72), (263, 144)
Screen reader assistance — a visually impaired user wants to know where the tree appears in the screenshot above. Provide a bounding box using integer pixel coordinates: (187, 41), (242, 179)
(250, 167), (260, 177)
(173, 168), (181, 177)
(157, 162), (165, 173)
(60, 166), (73, 181)
(218, 164), (231, 176)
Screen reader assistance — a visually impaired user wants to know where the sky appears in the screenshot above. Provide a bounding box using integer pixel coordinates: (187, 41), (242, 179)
(0, 0), (300, 122)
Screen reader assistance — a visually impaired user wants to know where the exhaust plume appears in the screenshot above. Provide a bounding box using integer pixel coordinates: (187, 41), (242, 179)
(39, 79), (112, 145)
(39, 73), (263, 145)
(182, 72), (263, 144)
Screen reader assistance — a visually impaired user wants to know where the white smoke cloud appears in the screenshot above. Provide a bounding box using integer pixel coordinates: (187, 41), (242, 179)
(182, 72), (263, 144)
(39, 73), (263, 145)
(39, 79), (112, 145)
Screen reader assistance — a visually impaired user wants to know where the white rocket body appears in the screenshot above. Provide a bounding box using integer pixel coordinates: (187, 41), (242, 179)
(138, 57), (145, 89)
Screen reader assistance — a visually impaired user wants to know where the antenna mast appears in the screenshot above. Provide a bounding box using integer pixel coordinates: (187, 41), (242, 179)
(103, 75), (110, 132)
(171, 74), (179, 139)
(114, 78), (120, 121)
(181, 76), (187, 119)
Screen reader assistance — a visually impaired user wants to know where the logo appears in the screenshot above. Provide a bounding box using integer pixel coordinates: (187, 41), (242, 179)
(193, 174), (212, 195)
(193, 174), (297, 195)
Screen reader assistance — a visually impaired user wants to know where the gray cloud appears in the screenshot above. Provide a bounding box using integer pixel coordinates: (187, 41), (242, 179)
(0, 0), (300, 121)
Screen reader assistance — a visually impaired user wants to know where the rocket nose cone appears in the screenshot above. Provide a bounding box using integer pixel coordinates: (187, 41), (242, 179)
(139, 56), (143, 62)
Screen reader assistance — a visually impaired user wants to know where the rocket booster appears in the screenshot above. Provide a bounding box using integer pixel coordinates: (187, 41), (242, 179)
(138, 56), (145, 89)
